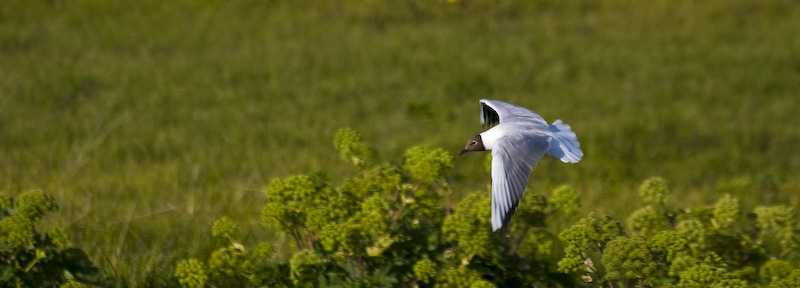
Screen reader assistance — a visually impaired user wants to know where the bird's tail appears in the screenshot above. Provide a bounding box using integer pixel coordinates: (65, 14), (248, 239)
(547, 119), (583, 163)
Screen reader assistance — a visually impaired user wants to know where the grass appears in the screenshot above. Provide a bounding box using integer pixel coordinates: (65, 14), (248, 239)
(1, 0), (799, 285)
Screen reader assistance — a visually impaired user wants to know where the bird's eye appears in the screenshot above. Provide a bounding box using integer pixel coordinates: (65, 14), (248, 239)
(471, 141), (477, 145)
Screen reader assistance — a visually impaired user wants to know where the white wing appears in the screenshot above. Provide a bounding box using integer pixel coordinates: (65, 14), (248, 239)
(480, 99), (547, 127)
(490, 133), (549, 231)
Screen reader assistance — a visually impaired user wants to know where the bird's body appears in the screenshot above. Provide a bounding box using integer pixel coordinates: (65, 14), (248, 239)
(460, 99), (583, 231)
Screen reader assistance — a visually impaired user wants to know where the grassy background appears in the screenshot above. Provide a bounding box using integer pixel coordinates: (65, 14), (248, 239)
(2, 0), (799, 285)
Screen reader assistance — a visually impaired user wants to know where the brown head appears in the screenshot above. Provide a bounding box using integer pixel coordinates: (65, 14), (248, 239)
(459, 135), (485, 156)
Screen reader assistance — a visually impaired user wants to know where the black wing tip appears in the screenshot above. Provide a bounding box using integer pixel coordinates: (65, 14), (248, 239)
(481, 102), (500, 127)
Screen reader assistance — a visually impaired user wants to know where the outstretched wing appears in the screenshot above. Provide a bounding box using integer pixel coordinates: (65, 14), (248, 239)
(490, 133), (549, 231)
(480, 99), (547, 127)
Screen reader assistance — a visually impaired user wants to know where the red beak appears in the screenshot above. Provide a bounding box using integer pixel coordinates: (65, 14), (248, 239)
(458, 149), (468, 156)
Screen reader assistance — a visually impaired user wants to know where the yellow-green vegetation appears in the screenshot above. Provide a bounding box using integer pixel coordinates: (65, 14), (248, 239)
(0, 190), (106, 287)
(173, 129), (800, 287)
(2, 0), (799, 286)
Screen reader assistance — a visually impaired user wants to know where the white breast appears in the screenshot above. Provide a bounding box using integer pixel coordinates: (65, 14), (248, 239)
(479, 126), (508, 150)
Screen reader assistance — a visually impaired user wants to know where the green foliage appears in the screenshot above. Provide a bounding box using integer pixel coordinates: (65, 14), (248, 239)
(753, 206), (798, 257)
(436, 266), (494, 288)
(629, 179), (673, 239)
(651, 230), (688, 262)
(174, 259), (208, 288)
(403, 145), (453, 184)
(59, 280), (88, 288)
(334, 127), (378, 171)
(603, 236), (659, 282)
(13, 190), (58, 221)
(169, 130), (800, 287)
(6, 136), (799, 287)
(627, 205), (671, 238)
(261, 174), (320, 232)
(639, 177), (670, 206)
(548, 177), (800, 287)
(767, 269), (800, 288)
(442, 192), (491, 258)
(0, 194), (11, 212)
(760, 259), (793, 281)
(289, 250), (325, 286)
(211, 215), (239, 239)
(252, 242), (275, 260)
(208, 245), (252, 286)
(675, 219), (707, 255)
(0, 215), (34, 249)
(261, 173), (351, 252)
(413, 258), (437, 284)
(176, 129), (588, 287)
(0, 191), (105, 287)
(46, 227), (70, 250)
(550, 185), (580, 216)
(712, 194), (740, 231)
(558, 212), (626, 274)
(672, 263), (749, 288)
(519, 229), (563, 265)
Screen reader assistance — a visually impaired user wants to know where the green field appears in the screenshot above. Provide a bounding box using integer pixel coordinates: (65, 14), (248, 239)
(2, 0), (799, 285)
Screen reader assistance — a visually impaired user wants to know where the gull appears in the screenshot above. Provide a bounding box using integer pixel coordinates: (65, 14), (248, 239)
(459, 99), (583, 231)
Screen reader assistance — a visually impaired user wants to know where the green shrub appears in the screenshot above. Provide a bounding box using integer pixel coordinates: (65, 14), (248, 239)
(174, 259), (207, 288)
(175, 128), (800, 287)
(0, 190), (106, 287)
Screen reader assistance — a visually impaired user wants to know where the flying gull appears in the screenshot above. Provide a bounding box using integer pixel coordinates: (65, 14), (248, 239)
(459, 99), (583, 231)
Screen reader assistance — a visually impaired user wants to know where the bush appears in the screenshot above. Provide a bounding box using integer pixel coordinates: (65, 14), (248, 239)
(175, 128), (800, 287)
(0, 190), (106, 287)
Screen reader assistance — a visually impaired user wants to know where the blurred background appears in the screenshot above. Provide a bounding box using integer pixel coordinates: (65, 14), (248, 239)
(1, 0), (798, 284)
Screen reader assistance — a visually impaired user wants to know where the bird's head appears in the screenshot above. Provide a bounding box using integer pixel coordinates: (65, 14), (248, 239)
(459, 135), (485, 156)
